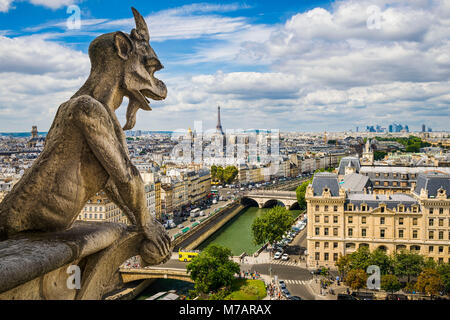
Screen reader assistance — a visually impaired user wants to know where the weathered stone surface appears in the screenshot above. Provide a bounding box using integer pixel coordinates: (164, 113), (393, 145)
(0, 7), (171, 267)
(0, 221), (126, 293)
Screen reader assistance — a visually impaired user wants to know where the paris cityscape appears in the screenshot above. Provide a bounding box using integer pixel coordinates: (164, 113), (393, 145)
(0, 0), (449, 311)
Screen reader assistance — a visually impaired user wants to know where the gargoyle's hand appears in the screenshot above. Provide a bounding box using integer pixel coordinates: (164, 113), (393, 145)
(139, 219), (172, 265)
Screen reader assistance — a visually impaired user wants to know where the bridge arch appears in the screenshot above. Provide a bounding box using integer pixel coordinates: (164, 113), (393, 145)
(262, 199), (286, 209)
(241, 197), (259, 207)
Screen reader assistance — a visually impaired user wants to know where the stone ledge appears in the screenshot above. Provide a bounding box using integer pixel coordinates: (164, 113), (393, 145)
(0, 221), (130, 294)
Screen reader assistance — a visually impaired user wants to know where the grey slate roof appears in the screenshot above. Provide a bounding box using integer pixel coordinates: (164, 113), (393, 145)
(414, 172), (450, 198)
(312, 172), (340, 196)
(341, 173), (372, 192)
(338, 157), (360, 175)
(346, 193), (418, 210)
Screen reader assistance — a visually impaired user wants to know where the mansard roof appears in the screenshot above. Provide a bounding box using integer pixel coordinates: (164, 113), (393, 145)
(312, 172), (340, 196)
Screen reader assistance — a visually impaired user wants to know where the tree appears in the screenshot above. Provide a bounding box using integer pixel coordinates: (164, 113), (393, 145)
(345, 269), (367, 291)
(349, 246), (372, 271)
(373, 151), (387, 161)
(186, 244), (240, 295)
(437, 263), (450, 295)
(223, 166), (238, 184)
(335, 254), (351, 279)
(216, 166), (224, 183)
(415, 268), (443, 298)
(211, 165), (217, 181)
(381, 274), (401, 293)
(369, 249), (394, 275)
(393, 251), (424, 282)
(295, 178), (312, 210)
(251, 205), (294, 246)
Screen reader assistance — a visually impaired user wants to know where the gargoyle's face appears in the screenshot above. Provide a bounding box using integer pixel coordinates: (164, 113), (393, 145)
(114, 8), (167, 130)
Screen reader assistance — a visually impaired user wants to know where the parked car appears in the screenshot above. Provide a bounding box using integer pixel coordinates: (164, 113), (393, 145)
(281, 288), (290, 296)
(281, 253), (289, 261)
(385, 294), (408, 300)
(278, 280), (286, 289)
(337, 293), (357, 300)
(351, 292), (375, 300)
(274, 251), (283, 259)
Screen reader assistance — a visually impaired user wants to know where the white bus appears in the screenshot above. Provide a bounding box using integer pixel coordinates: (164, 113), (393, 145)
(190, 208), (201, 217)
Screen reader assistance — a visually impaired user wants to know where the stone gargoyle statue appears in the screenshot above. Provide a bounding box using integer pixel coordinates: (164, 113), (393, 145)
(0, 8), (171, 266)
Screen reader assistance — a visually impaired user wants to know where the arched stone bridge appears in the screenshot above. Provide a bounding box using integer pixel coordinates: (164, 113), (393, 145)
(242, 190), (299, 210)
(119, 267), (193, 283)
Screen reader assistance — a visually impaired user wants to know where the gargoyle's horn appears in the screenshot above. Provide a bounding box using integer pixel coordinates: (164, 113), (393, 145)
(131, 7), (149, 42)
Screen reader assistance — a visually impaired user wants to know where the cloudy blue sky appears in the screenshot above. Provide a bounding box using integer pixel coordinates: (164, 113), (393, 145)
(0, 0), (449, 132)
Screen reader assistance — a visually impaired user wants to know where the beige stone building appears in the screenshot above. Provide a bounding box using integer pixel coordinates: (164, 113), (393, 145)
(306, 172), (450, 269)
(77, 182), (158, 224)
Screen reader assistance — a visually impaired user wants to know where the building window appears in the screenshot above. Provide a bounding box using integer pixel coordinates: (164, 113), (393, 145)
(315, 228), (320, 236)
(380, 229), (385, 238)
(362, 216), (367, 224)
(324, 242), (329, 249)
(439, 208), (444, 214)
(324, 228), (329, 236)
(333, 253), (338, 261)
(333, 205), (338, 212)
(315, 205), (320, 212)
(333, 228), (338, 236)
(315, 215), (320, 223)
(315, 252), (320, 261)
(439, 246), (443, 253)
(399, 230), (404, 238)
(380, 206), (385, 213)
(429, 231), (434, 240)
(413, 218), (418, 226)
(333, 216), (338, 223)
(439, 219), (444, 227)
(429, 219), (434, 226)
(333, 242), (338, 249)
(361, 205), (366, 211)
(348, 216), (353, 224)
(380, 217), (385, 225)
(324, 205), (329, 212)
(362, 229), (367, 237)
(429, 208), (434, 214)
(324, 216), (329, 223)
(429, 246), (434, 253)
(348, 228), (353, 237)
(348, 204), (353, 211)
(315, 242), (320, 249)
(413, 230), (418, 239)
(399, 218), (404, 225)
(439, 231), (444, 240)
(324, 253), (329, 261)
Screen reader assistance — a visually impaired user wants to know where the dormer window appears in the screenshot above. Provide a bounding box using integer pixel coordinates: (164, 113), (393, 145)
(348, 204), (353, 211)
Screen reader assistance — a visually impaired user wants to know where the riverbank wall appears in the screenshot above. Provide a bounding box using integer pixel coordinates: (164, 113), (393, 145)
(175, 203), (246, 251)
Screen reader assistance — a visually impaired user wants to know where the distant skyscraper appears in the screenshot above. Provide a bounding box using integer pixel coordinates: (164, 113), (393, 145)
(388, 124), (393, 133)
(422, 124), (426, 132)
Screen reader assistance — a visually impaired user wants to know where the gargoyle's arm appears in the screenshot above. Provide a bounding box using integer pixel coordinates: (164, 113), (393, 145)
(73, 96), (149, 229)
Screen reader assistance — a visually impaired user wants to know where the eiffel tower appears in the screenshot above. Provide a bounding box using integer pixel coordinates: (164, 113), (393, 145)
(216, 106), (224, 135)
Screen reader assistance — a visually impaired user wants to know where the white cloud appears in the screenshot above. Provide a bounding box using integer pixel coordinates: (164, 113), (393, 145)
(1, 0), (449, 132)
(0, 0), (14, 12)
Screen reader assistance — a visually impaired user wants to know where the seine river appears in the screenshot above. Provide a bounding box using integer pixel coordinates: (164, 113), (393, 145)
(136, 205), (301, 299)
(198, 206), (301, 256)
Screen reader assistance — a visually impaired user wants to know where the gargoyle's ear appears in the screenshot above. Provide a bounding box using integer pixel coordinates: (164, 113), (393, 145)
(114, 31), (133, 60)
